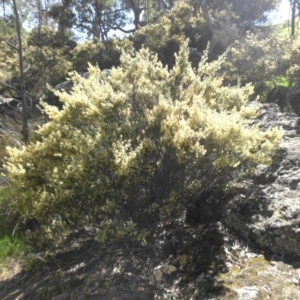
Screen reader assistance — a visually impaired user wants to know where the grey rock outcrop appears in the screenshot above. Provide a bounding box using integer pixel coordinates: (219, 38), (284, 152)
(55, 72), (89, 95)
(266, 85), (289, 112)
(189, 48), (202, 69)
(288, 83), (300, 116)
(225, 103), (300, 257)
(0, 96), (23, 118)
(45, 70), (111, 109)
(0, 95), (38, 118)
(44, 75), (89, 109)
(264, 84), (300, 116)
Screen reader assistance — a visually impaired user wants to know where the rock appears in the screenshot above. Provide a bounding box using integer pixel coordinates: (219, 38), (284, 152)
(288, 83), (300, 116)
(45, 70), (110, 108)
(0, 96), (21, 117)
(54, 72), (89, 95)
(189, 48), (202, 68)
(235, 286), (259, 300)
(224, 103), (300, 257)
(186, 189), (225, 223)
(51, 293), (69, 300)
(0, 95), (39, 118)
(266, 85), (289, 112)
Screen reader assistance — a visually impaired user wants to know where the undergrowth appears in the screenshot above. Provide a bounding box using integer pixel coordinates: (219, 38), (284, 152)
(0, 187), (22, 263)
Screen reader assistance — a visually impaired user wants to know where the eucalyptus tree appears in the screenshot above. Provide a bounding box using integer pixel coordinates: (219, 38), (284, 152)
(47, 0), (75, 41)
(26, 0), (60, 32)
(12, 0), (28, 142)
(47, 0), (162, 40)
(1, 0), (8, 19)
(224, 0), (281, 24)
(113, 0), (144, 33)
(198, 0), (281, 58)
(120, 0), (168, 31)
(197, 0), (281, 26)
(289, 0), (300, 38)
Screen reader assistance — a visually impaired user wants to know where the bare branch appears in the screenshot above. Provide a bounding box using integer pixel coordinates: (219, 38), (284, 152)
(3, 40), (18, 51)
(24, 64), (31, 73)
(0, 79), (19, 90)
(109, 26), (136, 34)
(7, 99), (21, 112)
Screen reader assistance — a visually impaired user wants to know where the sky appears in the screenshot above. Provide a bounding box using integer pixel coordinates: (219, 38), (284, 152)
(270, 0), (291, 24)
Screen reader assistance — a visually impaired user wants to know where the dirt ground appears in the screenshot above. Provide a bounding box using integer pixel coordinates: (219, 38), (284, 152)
(1, 218), (300, 300)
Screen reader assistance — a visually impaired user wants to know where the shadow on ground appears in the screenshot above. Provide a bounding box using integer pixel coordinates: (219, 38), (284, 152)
(2, 184), (300, 299)
(0, 219), (234, 300)
(1, 219), (300, 299)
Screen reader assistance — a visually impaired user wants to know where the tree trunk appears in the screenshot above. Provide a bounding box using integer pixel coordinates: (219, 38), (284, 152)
(291, 0), (297, 38)
(158, 0), (168, 15)
(12, 0), (28, 143)
(201, 0), (214, 30)
(2, 0), (6, 19)
(201, 0), (216, 57)
(37, 0), (42, 45)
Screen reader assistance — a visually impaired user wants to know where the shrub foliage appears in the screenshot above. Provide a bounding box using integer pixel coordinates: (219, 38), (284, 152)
(71, 38), (133, 73)
(133, 1), (210, 67)
(223, 29), (289, 95)
(285, 35), (300, 83)
(4, 42), (282, 246)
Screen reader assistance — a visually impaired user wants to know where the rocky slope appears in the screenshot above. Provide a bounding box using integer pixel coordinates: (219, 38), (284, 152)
(225, 103), (300, 257)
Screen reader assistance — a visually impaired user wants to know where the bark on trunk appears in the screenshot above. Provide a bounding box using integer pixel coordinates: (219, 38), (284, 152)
(12, 0), (28, 143)
(201, 0), (216, 58)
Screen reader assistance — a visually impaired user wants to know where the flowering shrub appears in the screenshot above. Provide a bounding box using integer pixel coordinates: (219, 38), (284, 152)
(1, 26), (74, 98)
(133, 1), (209, 67)
(71, 38), (133, 73)
(285, 35), (300, 83)
(4, 41), (281, 246)
(223, 30), (289, 95)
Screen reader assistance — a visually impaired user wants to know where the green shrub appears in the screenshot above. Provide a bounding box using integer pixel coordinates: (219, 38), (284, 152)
(0, 116), (24, 169)
(285, 35), (300, 83)
(71, 0), (229, 72)
(71, 38), (133, 73)
(4, 41), (282, 247)
(0, 134), (9, 168)
(0, 19), (20, 94)
(27, 26), (76, 49)
(223, 29), (289, 95)
(0, 236), (21, 262)
(0, 115), (47, 169)
(2, 26), (74, 98)
(132, 1), (209, 67)
(0, 188), (22, 262)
